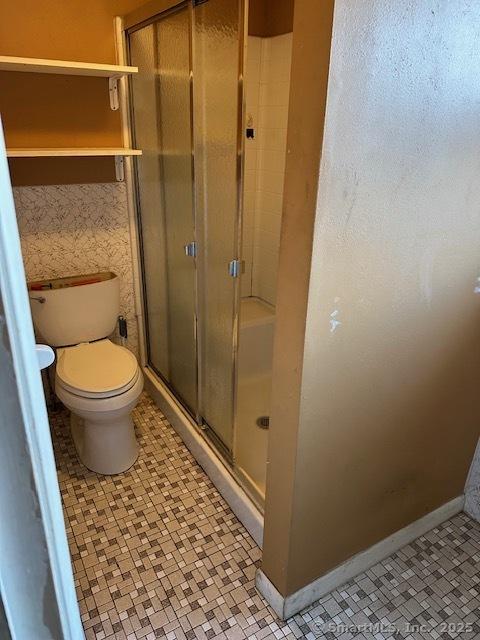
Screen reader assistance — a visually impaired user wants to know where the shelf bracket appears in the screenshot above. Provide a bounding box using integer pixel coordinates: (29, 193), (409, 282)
(109, 76), (120, 111)
(114, 155), (124, 182)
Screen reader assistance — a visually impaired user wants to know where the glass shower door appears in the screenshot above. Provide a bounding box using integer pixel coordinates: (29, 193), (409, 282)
(129, 6), (198, 415)
(193, 0), (245, 454)
(128, 0), (246, 457)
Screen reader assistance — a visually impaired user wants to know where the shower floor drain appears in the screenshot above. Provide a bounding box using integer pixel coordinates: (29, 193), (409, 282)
(256, 416), (270, 429)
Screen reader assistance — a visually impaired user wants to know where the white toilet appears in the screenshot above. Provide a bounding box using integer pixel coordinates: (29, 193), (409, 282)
(29, 271), (143, 475)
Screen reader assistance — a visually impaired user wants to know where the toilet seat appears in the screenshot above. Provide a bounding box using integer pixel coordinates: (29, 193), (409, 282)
(56, 339), (139, 399)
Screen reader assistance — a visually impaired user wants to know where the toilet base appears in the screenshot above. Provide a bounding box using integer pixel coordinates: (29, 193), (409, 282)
(71, 412), (139, 475)
(55, 368), (144, 475)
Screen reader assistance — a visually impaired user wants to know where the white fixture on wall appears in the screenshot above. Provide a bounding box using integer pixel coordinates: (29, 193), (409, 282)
(35, 344), (55, 370)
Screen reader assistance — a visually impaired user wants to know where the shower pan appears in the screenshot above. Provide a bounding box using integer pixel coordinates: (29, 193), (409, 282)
(127, 0), (249, 482)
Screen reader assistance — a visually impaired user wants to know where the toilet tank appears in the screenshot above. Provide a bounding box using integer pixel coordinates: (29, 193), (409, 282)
(28, 272), (120, 347)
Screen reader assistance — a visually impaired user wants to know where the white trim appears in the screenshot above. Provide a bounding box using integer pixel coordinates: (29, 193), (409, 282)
(144, 368), (264, 548)
(114, 15), (148, 368)
(256, 495), (465, 620)
(0, 120), (84, 638)
(0, 54), (137, 77)
(6, 147), (141, 158)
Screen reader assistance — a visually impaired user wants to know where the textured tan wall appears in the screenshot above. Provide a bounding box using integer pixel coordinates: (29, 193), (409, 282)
(261, 0), (335, 595)
(263, 0), (480, 597)
(0, 0), (147, 185)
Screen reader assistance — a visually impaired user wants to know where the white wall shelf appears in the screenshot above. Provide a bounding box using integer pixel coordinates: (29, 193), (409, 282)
(6, 148), (142, 158)
(0, 55), (137, 78)
(1, 55), (142, 178)
(0, 55), (138, 110)
(6, 148), (142, 181)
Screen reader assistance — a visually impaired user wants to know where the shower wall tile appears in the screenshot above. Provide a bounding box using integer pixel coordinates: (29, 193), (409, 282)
(13, 183), (139, 356)
(258, 105), (290, 130)
(242, 35), (262, 298)
(242, 33), (292, 306)
(253, 33), (292, 306)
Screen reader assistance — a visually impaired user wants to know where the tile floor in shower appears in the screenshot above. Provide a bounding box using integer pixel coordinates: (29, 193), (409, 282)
(51, 393), (480, 640)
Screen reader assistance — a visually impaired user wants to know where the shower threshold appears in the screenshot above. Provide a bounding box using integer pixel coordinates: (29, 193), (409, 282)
(142, 366), (264, 548)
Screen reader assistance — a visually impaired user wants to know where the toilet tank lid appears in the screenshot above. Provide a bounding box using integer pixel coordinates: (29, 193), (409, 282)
(27, 271), (120, 347)
(56, 339), (138, 394)
(28, 271), (115, 291)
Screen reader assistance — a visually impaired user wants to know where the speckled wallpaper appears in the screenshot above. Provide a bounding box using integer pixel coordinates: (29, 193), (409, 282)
(13, 183), (139, 356)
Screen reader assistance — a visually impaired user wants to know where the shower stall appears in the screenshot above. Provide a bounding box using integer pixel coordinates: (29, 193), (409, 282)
(126, 0), (291, 509)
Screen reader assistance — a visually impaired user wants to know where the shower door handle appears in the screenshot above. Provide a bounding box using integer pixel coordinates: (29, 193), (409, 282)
(184, 241), (197, 257)
(228, 259), (245, 278)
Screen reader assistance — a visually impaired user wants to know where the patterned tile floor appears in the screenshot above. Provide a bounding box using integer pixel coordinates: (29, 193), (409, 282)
(50, 394), (480, 640)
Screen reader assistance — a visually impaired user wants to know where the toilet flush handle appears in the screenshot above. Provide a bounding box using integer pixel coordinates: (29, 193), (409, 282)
(29, 295), (46, 304)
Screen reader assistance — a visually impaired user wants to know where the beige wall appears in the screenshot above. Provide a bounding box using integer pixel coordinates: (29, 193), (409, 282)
(261, 0), (335, 595)
(263, 0), (480, 597)
(0, 0), (147, 185)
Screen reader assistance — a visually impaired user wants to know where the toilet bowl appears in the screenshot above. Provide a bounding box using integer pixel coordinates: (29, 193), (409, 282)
(55, 339), (144, 474)
(28, 271), (143, 475)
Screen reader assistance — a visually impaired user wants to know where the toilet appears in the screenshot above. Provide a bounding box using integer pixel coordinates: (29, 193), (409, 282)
(29, 271), (143, 474)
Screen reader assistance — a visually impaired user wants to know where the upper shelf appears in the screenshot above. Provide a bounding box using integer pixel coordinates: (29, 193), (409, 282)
(1, 55), (141, 179)
(0, 55), (138, 78)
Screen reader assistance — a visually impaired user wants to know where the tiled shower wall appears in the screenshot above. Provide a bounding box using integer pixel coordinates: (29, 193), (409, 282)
(242, 33), (292, 305)
(13, 183), (139, 356)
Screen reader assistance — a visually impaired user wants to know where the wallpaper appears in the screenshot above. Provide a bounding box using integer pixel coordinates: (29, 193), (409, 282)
(13, 183), (139, 356)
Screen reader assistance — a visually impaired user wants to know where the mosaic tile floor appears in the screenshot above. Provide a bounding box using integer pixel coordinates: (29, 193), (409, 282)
(51, 394), (480, 640)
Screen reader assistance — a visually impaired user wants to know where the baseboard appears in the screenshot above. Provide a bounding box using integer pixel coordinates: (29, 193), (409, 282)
(256, 495), (465, 620)
(144, 367), (264, 548)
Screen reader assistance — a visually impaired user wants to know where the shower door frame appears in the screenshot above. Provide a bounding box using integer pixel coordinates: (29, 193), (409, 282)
(125, 0), (200, 422)
(123, 0), (247, 464)
(190, 0), (246, 462)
